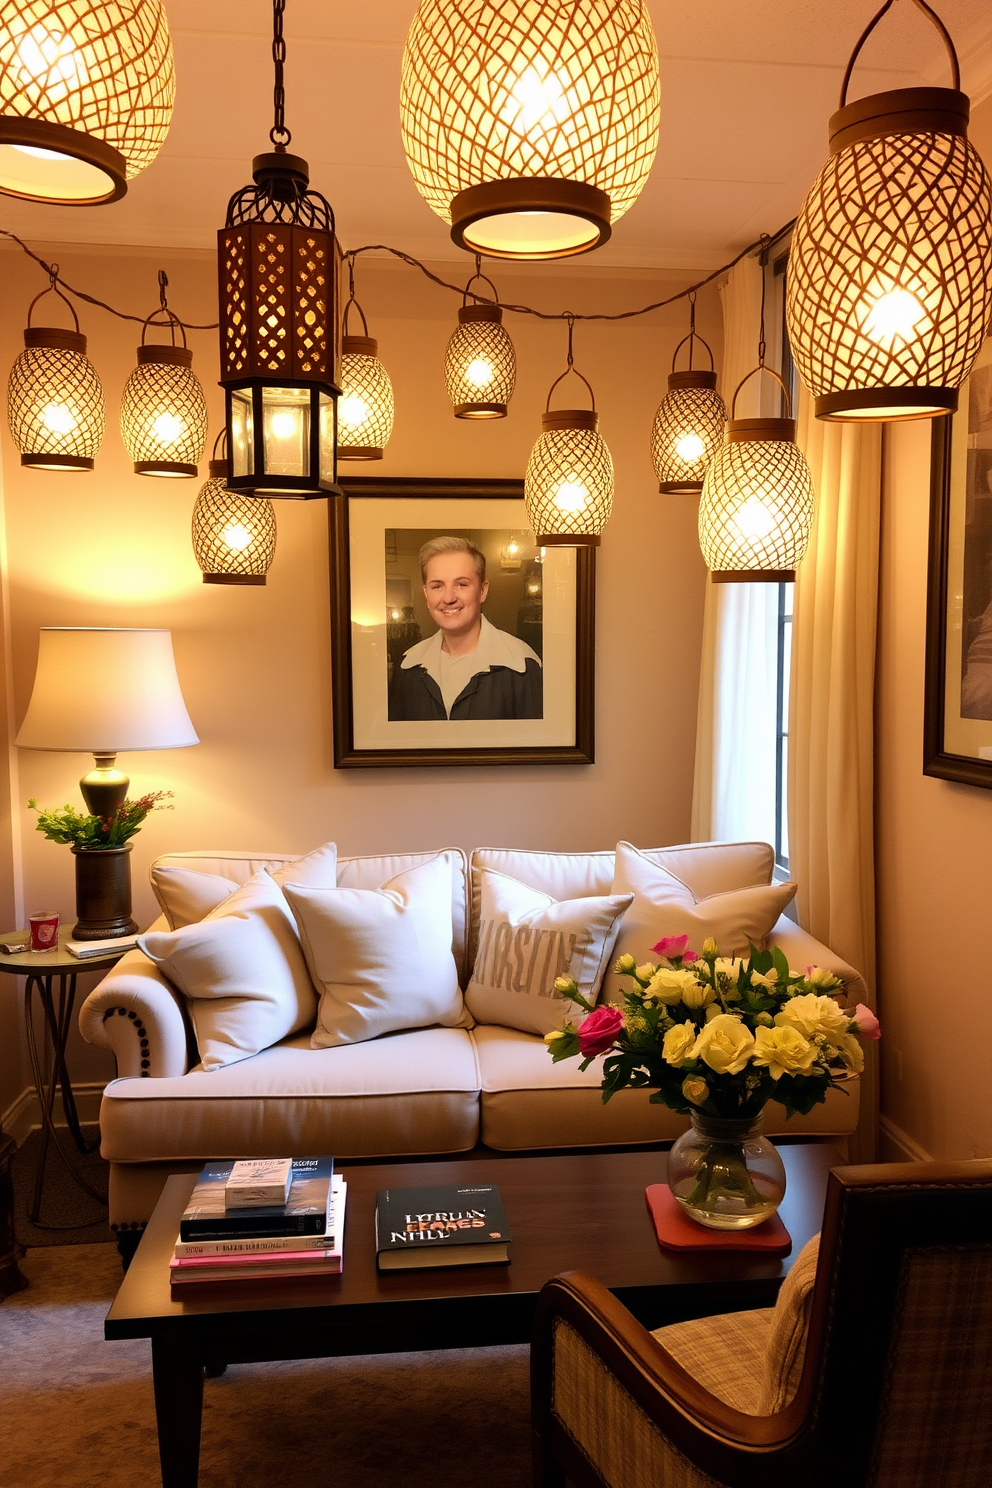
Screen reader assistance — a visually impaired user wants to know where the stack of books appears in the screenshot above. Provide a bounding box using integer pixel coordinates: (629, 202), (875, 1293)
(169, 1157), (345, 1285)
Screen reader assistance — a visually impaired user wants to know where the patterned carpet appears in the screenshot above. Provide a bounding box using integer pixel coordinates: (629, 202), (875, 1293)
(0, 1243), (534, 1488)
(12, 1124), (112, 1248)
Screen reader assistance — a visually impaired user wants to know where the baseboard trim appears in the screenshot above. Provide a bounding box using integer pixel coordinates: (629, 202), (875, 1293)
(2, 1082), (106, 1146)
(879, 1115), (933, 1164)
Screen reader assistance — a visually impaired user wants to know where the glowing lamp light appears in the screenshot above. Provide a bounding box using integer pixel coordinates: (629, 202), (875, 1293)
(525, 317), (613, 545)
(120, 289), (207, 478)
(336, 277), (395, 462)
(400, 0), (660, 259)
(0, 0), (175, 204)
(6, 271), (104, 471)
(444, 265), (516, 419)
(787, 0), (992, 422)
(191, 456), (277, 586)
(651, 294), (727, 493)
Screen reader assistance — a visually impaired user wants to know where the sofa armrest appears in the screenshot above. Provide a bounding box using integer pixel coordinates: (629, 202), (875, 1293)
(78, 939), (191, 1078)
(769, 915), (870, 1007)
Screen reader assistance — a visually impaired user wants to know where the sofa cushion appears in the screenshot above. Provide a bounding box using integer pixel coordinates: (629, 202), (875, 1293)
(150, 841), (338, 929)
(99, 1027), (482, 1161)
(465, 868), (632, 1036)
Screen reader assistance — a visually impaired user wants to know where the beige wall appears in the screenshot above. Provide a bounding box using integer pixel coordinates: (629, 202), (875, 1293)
(0, 241), (718, 1095)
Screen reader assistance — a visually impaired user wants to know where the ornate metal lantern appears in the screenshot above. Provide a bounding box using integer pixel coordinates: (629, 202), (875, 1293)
(120, 273), (207, 478)
(0, 0), (175, 204)
(6, 268), (104, 470)
(651, 293), (727, 493)
(217, 0), (340, 499)
(400, 0), (660, 259)
(192, 443), (277, 586)
(337, 256), (394, 461)
(525, 317), (614, 546)
(444, 263), (516, 419)
(787, 0), (992, 422)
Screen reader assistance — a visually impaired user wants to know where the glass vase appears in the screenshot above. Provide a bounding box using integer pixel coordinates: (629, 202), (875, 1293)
(667, 1111), (786, 1230)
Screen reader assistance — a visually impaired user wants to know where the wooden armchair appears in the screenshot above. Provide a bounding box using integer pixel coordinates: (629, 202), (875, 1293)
(531, 1160), (992, 1488)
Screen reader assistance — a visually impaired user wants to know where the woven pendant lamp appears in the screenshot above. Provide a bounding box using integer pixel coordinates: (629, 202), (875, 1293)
(192, 439), (276, 586)
(698, 366), (814, 582)
(0, 0), (175, 204)
(651, 292), (727, 493)
(787, 0), (992, 423)
(337, 257), (394, 461)
(445, 261), (516, 418)
(6, 268), (104, 470)
(525, 317), (613, 546)
(120, 273), (207, 478)
(400, 0), (660, 259)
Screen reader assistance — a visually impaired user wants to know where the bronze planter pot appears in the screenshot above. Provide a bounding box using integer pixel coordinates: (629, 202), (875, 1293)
(71, 845), (138, 940)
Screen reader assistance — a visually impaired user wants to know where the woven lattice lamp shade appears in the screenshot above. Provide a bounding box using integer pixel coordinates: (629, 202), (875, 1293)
(0, 0), (174, 204)
(337, 339), (394, 460)
(525, 412), (614, 546)
(120, 308), (207, 477)
(698, 418), (815, 582)
(652, 374), (727, 492)
(6, 278), (104, 470)
(446, 305), (516, 418)
(192, 459), (276, 586)
(787, 4), (992, 422)
(400, 0), (660, 259)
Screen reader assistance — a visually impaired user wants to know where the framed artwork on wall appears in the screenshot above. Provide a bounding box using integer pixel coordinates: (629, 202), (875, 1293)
(331, 477), (595, 768)
(924, 335), (992, 787)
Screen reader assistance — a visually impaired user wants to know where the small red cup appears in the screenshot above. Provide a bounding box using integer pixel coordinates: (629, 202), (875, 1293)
(29, 911), (59, 953)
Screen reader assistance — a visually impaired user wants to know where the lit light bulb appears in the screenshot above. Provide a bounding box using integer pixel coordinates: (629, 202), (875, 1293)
(507, 538), (519, 556)
(466, 357), (494, 388)
(151, 412), (184, 445)
(221, 521), (252, 552)
(390, 608), (401, 621)
(675, 432), (706, 463)
(16, 25), (86, 94)
(554, 480), (589, 513)
(733, 496), (777, 541)
(339, 395), (370, 428)
(862, 288), (927, 349)
(505, 66), (569, 131)
(41, 403), (76, 434)
(270, 411), (297, 439)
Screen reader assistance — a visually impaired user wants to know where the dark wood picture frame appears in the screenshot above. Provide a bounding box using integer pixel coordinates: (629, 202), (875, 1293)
(331, 477), (595, 769)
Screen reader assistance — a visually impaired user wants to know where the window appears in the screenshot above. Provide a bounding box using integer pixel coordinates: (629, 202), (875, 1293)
(772, 249), (798, 871)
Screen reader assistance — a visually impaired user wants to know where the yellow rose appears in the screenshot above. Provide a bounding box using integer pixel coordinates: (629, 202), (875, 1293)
(634, 962), (657, 983)
(681, 1075), (710, 1105)
(553, 975), (579, 998)
(680, 980), (715, 1009)
(544, 1028), (567, 1044)
(775, 992), (849, 1046)
(833, 1031), (865, 1074)
(701, 938), (718, 956)
(690, 1014), (755, 1075)
(662, 1020), (696, 1068)
(753, 1024), (817, 1080)
(646, 968), (699, 1005)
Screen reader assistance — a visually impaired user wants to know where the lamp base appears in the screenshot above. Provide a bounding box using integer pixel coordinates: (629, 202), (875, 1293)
(79, 755), (128, 817)
(72, 846), (138, 940)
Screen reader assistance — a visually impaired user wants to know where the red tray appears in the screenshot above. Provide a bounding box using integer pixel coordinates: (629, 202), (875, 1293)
(646, 1184), (792, 1255)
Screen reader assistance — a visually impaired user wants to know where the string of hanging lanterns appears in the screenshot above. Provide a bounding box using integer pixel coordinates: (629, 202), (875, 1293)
(119, 272), (207, 478)
(651, 291), (727, 494)
(337, 255), (394, 461)
(6, 267), (104, 470)
(192, 434), (277, 586)
(444, 257), (517, 419)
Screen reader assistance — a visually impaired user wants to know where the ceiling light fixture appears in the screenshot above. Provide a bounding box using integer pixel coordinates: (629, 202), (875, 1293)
(6, 265), (104, 470)
(217, 0), (341, 499)
(400, 0), (660, 259)
(787, 0), (992, 422)
(445, 257), (516, 418)
(337, 254), (394, 461)
(119, 271), (207, 478)
(192, 435), (277, 586)
(0, 0), (175, 204)
(525, 314), (614, 546)
(651, 291), (727, 493)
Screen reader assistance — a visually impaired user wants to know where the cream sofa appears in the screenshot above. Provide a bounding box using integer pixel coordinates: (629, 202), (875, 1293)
(79, 841), (865, 1251)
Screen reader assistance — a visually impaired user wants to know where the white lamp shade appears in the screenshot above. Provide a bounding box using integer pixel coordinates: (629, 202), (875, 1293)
(15, 627), (198, 752)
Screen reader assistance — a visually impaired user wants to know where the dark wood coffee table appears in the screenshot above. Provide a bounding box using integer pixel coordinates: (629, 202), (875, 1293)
(106, 1144), (839, 1488)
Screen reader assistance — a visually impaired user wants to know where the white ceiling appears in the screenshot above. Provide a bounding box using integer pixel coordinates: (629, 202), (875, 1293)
(2, 0), (992, 271)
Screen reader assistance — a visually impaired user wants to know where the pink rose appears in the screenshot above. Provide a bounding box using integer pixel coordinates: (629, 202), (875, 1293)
(852, 1003), (881, 1041)
(651, 934), (697, 963)
(577, 1005), (624, 1058)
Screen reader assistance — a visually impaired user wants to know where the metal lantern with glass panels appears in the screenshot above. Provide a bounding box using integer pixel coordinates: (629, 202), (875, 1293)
(651, 295), (727, 493)
(444, 264), (516, 418)
(6, 272), (104, 470)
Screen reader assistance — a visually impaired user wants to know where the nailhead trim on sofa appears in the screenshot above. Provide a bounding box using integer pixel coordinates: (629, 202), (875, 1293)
(103, 1006), (151, 1075)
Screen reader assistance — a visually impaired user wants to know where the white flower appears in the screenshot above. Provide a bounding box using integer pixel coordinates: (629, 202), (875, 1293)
(714, 957), (742, 981)
(776, 993), (850, 1047)
(752, 1025), (817, 1080)
(662, 1021), (696, 1067)
(680, 980), (716, 1009)
(646, 967), (700, 1006)
(690, 1014), (755, 1075)
(634, 962), (657, 983)
(750, 968), (779, 990)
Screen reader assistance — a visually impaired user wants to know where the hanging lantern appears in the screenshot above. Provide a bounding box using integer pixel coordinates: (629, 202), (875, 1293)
(787, 0), (992, 423)
(400, 0), (660, 260)
(445, 261), (516, 418)
(0, 0), (175, 205)
(217, 0), (341, 499)
(698, 367), (814, 582)
(525, 316), (614, 546)
(6, 267), (104, 470)
(119, 272), (207, 478)
(337, 257), (394, 461)
(192, 440), (276, 586)
(651, 292), (727, 493)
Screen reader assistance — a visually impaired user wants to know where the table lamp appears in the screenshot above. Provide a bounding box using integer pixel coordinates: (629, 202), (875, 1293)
(15, 628), (199, 939)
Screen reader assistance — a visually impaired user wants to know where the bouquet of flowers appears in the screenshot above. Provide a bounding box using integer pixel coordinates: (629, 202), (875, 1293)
(28, 792), (173, 851)
(545, 934), (880, 1121)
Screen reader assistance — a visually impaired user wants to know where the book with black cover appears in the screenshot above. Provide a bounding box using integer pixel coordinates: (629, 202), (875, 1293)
(375, 1183), (511, 1270)
(180, 1157), (334, 1240)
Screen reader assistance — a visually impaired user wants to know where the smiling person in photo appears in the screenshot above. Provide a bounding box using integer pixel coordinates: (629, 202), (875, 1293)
(388, 536), (543, 720)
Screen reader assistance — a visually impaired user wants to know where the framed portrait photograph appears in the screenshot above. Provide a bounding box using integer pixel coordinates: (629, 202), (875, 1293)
(924, 335), (992, 787)
(331, 477), (595, 768)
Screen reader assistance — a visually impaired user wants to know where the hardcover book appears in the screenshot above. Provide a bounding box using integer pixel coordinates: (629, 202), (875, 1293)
(179, 1157), (335, 1241)
(175, 1177), (345, 1257)
(375, 1183), (511, 1270)
(170, 1183), (347, 1284)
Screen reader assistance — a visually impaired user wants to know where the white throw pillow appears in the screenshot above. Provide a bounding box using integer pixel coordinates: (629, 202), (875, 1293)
(138, 869), (319, 1070)
(150, 841), (338, 929)
(608, 841), (797, 1000)
(465, 868), (633, 1036)
(282, 852), (468, 1048)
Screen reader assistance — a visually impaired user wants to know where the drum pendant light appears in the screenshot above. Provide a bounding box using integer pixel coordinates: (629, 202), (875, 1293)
(120, 272), (208, 478)
(444, 258), (516, 419)
(0, 0), (175, 205)
(525, 315), (614, 546)
(337, 255), (394, 461)
(192, 436), (277, 586)
(787, 0), (992, 423)
(217, 0), (341, 499)
(651, 291), (727, 493)
(400, 0), (660, 260)
(6, 267), (104, 470)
